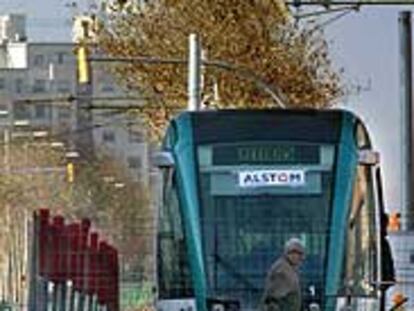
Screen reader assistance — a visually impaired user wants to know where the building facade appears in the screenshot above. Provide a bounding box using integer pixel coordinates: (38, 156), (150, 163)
(0, 13), (150, 184)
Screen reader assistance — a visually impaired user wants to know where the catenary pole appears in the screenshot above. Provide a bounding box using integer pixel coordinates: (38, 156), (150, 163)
(400, 11), (413, 230)
(188, 34), (202, 111)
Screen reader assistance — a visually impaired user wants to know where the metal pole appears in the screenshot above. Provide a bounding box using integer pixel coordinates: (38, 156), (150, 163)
(52, 283), (58, 311)
(76, 65), (95, 161)
(150, 171), (161, 304)
(75, 21), (95, 161)
(59, 283), (67, 311)
(28, 212), (38, 311)
(399, 11), (413, 230)
(188, 34), (201, 111)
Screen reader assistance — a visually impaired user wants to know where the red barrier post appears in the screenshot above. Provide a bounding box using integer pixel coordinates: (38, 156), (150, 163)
(38, 209), (50, 278)
(66, 223), (80, 289)
(88, 232), (99, 296)
(107, 244), (119, 311)
(79, 218), (91, 293)
(97, 241), (108, 308)
(51, 216), (65, 283)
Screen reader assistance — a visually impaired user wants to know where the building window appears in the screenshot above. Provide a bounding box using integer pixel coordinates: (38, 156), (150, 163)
(128, 156), (142, 169)
(101, 84), (115, 93)
(33, 79), (47, 93)
(0, 78), (6, 90)
(58, 107), (71, 119)
(0, 105), (8, 113)
(410, 252), (414, 264)
(33, 54), (45, 67)
(56, 80), (71, 93)
(15, 79), (23, 94)
(100, 74), (115, 93)
(56, 52), (68, 65)
(102, 130), (115, 143)
(14, 105), (30, 119)
(35, 104), (47, 119)
(128, 126), (144, 143)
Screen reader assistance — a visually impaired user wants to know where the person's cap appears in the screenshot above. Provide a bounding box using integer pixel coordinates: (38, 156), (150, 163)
(284, 238), (305, 255)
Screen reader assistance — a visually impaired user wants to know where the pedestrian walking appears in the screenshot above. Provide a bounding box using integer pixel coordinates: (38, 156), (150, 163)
(259, 238), (305, 311)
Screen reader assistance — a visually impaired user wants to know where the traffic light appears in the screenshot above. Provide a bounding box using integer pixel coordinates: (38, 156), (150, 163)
(67, 162), (75, 183)
(77, 44), (90, 84)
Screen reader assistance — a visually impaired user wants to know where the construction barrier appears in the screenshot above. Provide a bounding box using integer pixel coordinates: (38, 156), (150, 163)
(28, 209), (119, 311)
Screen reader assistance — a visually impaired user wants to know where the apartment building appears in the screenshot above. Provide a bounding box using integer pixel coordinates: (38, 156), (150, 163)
(0, 13), (149, 184)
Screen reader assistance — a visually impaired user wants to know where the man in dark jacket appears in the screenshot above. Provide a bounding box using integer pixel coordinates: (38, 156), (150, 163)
(260, 238), (306, 311)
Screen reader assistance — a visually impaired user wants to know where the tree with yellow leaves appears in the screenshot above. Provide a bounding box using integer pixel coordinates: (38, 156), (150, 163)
(87, 0), (343, 139)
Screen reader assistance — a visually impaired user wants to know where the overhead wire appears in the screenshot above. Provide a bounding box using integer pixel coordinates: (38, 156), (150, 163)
(293, 4), (359, 35)
(309, 6), (356, 30)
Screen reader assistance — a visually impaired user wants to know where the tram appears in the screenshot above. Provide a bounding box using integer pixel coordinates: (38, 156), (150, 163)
(153, 109), (395, 311)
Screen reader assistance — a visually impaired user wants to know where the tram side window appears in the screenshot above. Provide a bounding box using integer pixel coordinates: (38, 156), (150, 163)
(343, 166), (377, 296)
(158, 172), (194, 299)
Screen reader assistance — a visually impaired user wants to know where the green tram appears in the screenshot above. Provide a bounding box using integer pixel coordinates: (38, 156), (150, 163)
(153, 109), (395, 311)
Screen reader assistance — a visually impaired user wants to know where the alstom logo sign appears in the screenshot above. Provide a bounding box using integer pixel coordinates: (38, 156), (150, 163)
(238, 170), (305, 188)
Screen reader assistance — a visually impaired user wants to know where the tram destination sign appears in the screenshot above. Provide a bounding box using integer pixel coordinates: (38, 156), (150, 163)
(213, 144), (320, 165)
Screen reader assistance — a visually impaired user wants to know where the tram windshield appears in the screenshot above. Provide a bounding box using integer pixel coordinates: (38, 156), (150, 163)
(197, 142), (336, 310)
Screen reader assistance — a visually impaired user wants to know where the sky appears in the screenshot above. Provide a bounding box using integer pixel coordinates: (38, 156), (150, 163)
(326, 6), (413, 211)
(0, 0), (412, 210)
(0, 0), (84, 42)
